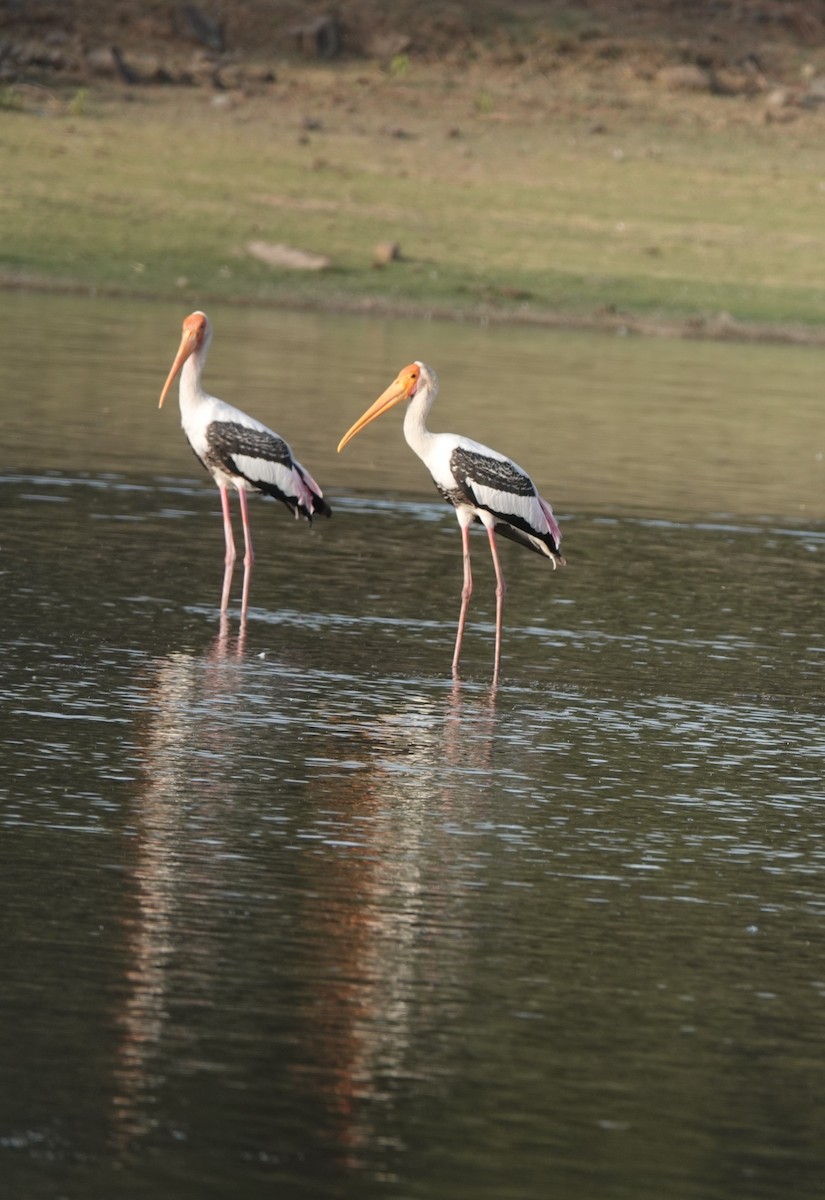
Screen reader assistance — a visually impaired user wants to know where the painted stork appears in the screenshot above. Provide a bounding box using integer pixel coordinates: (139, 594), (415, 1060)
(337, 361), (564, 682)
(158, 311), (331, 612)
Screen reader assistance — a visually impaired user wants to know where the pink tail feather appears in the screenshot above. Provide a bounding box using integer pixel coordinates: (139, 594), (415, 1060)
(539, 495), (562, 549)
(290, 466), (316, 517)
(292, 461), (331, 519)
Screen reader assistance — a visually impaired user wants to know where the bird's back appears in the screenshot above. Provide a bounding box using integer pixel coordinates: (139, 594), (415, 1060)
(427, 433), (562, 562)
(184, 393), (330, 521)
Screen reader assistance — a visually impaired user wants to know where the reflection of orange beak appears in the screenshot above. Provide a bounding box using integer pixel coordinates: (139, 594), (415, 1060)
(158, 328), (198, 409)
(337, 364), (420, 452)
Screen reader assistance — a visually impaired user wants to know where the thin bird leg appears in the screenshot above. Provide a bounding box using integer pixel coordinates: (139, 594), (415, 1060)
(452, 522), (473, 677)
(219, 485), (236, 567)
(237, 486), (255, 568)
(485, 525), (507, 684)
(240, 557), (252, 623)
(219, 561), (233, 613)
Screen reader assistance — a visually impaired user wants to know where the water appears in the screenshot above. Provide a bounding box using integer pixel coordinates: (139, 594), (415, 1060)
(1, 292), (824, 1200)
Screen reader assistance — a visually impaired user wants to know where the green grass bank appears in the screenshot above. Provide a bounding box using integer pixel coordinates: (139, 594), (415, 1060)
(5, 54), (825, 342)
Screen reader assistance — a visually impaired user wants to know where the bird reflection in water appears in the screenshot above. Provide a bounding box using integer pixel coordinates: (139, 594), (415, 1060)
(110, 639), (500, 1172)
(293, 678), (498, 1169)
(110, 622), (250, 1154)
(213, 606), (249, 659)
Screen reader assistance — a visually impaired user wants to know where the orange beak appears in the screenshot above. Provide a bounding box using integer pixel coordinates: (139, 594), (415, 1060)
(337, 364), (420, 452)
(158, 315), (204, 408)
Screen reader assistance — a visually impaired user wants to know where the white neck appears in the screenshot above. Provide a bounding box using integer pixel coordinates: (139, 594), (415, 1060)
(179, 335), (210, 413)
(402, 362), (439, 459)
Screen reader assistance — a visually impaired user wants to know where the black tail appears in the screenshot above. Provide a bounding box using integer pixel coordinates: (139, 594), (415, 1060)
(495, 520), (564, 564)
(309, 492), (332, 520)
(296, 464), (332, 521)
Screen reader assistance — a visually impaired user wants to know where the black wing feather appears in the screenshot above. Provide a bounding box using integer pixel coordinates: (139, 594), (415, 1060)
(202, 420), (331, 521)
(447, 445), (562, 561)
(204, 421), (292, 476)
(451, 446), (535, 499)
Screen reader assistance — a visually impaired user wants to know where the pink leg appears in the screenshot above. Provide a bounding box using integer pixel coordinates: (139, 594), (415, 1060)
(452, 523), (473, 677)
(237, 487), (255, 568)
(219, 561), (233, 613)
(219, 485), (236, 567)
(240, 557), (252, 622)
(485, 525), (507, 684)
(218, 486), (236, 613)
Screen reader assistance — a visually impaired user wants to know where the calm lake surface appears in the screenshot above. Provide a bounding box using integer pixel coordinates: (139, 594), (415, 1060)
(1, 291), (824, 1200)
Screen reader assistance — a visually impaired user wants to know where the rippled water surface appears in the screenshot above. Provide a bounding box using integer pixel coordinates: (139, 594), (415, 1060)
(1, 293), (824, 1200)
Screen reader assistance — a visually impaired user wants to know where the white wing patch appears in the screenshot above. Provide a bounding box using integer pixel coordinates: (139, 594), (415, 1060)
(232, 453), (295, 493)
(466, 477), (549, 533)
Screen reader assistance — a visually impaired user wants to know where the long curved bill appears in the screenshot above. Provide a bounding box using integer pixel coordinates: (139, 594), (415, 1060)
(158, 328), (197, 409)
(337, 365), (418, 452)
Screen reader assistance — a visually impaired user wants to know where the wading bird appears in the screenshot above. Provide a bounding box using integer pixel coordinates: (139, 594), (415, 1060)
(337, 361), (564, 682)
(159, 311), (330, 613)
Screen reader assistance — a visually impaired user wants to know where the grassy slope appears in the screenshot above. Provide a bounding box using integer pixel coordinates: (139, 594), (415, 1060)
(4, 59), (825, 332)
